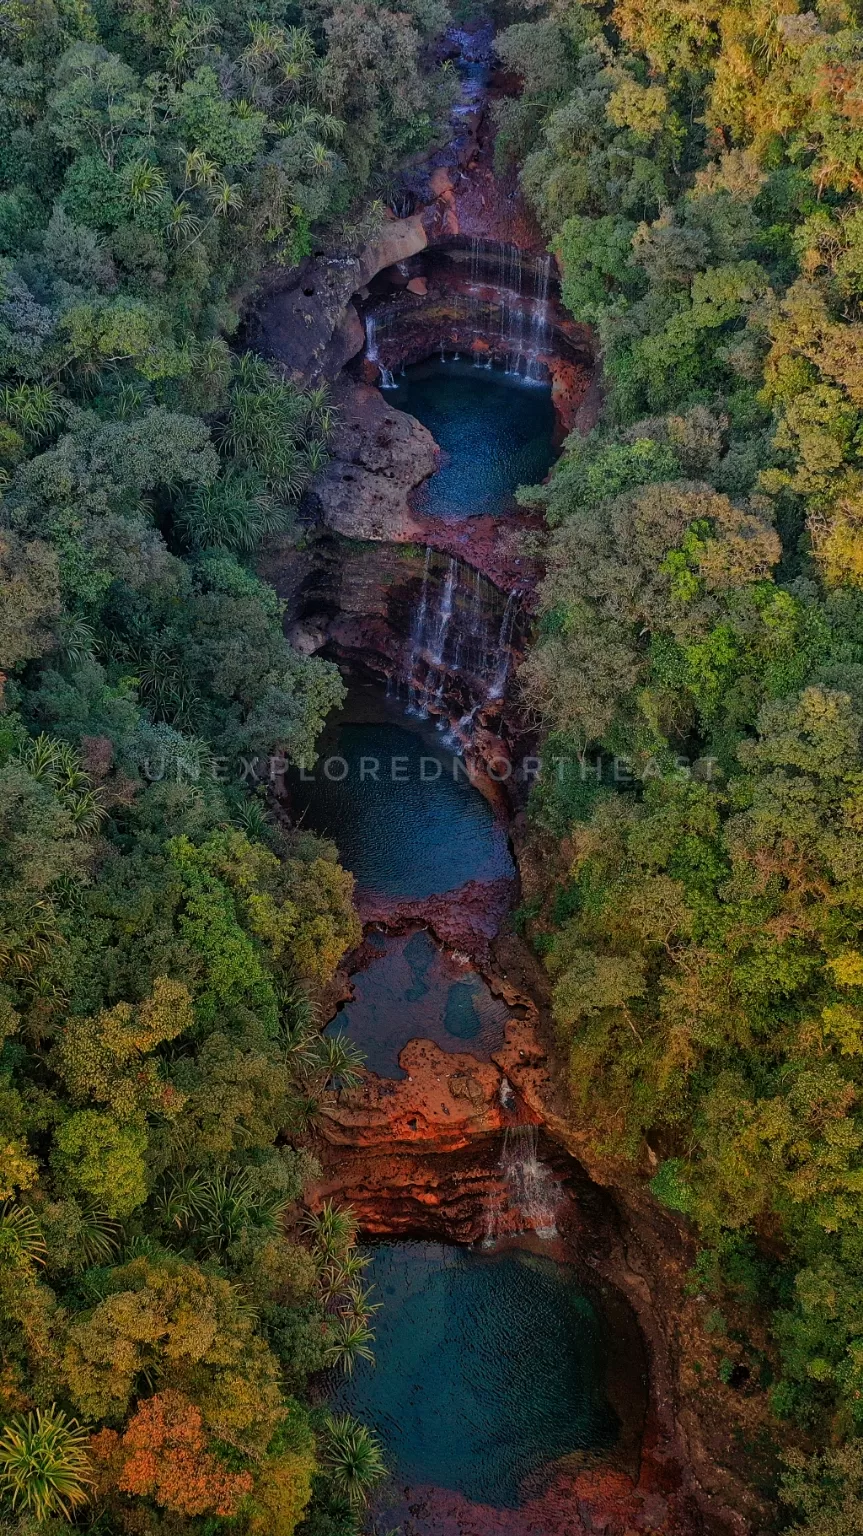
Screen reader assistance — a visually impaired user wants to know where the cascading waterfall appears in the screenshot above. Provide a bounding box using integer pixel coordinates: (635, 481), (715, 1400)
(406, 546), (433, 715)
(428, 558), (457, 711)
(430, 558), (457, 668)
(435, 241), (555, 377)
(469, 235), (481, 286)
(365, 312), (396, 389)
(485, 1124), (560, 1243)
(403, 552), (520, 725)
(498, 242), (524, 369)
(525, 253), (552, 383)
(488, 592), (519, 701)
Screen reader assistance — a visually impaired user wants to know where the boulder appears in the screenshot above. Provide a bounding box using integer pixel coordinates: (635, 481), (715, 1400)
(305, 378), (437, 542)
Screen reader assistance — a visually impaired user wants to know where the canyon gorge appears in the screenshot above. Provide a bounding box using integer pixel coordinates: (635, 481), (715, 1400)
(249, 24), (769, 1536)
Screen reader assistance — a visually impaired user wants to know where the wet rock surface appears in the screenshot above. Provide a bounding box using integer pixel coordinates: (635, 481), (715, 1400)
(247, 212), (430, 382)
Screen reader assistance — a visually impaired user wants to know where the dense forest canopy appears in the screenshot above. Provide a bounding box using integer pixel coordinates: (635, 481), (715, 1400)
(6, 0), (863, 1530)
(500, 0), (863, 1524)
(0, 0), (457, 1532)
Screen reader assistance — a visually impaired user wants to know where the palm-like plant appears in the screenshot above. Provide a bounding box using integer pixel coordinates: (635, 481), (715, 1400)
(301, 436), (329, 475)
(285, 1091), (322, 1134)
(176, 472), (287, 553)
(73, 1207), (121, 1271)
(1, 383), (63, 441)
(341, 1279), (381, 1323)
(303, 1031), (365, 1091)
(66, 788), (108, 838)
(322, 1414), (386, 1506)
(0, 1202), (47, 1268)
(233, 795), (271, 842)
(324, 1315), (376, 1375)
(276, 984), (319, 1061)
(166, 6), (218, 79)
(317, 1248), (372, 1303)
(156, 1167), (289, 1256)
(54, 614), (96, 669)
(210, 178), (244, 219)
(242, 20), (290, 71)
(113, 380), (151, 419)
(217, 364), (332, 503)
(153, 1167), (208, 1234)
(166, 197), (203, 246)
(198, 1167), (290, 1253)
(0, 900), (57, 981)
(181, 146), (219, 190)
(122, 157), (167, 213)
(303, 1200), (358, 1264)
(17, 735), (107, 837)
(0, 1409), (94, 1520)
(121, 642), (197, 728)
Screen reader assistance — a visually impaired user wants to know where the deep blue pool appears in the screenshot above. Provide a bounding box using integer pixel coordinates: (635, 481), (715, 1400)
(388, 359), (556, 519)
(331, 1241), (621, 1506)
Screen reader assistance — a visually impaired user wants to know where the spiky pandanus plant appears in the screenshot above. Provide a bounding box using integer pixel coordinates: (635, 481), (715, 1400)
(0, 1201), (47, 1268)
(322, 1414), (387, 1507)
(324, 1314), (376, 1376)
(0, 1408), (94, 1521)
(154, 1166), (289, 1256)
(176, 471), (288, 553)
(302, 1201), (381, 1373)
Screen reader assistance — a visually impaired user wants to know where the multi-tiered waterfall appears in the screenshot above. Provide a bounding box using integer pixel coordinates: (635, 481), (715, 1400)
(360, 238), (575, 386)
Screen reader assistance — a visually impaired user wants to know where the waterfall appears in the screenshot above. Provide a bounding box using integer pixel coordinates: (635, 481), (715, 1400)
(487, 592), (519, 701)
(430, 558), (457, 668)
(364, 312), (396, 389)
(406, 547), (433, 715)
(445, 241), (554, 378)
(496, 242), (524, 370)
(496, 1125), (560, 1240)
(402, 556), (520, 726)
(524, 253), (552, 382)
(426, 558), (457, 711)
(406, 553), (457, 717)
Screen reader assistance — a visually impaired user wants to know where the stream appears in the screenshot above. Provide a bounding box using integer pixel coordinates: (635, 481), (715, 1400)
(293, 352), (651, 1525)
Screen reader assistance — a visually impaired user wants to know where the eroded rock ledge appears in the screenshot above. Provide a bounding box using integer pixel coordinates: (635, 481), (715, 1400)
(309, 899), (772, 1536)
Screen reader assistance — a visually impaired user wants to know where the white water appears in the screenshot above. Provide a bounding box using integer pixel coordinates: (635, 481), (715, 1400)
(444, 241), (555, 379)
(402, 553), (521, 727)
(493, 1124), (560, 1240)
(365, 313), (397, 388)
(488, 592), (519, 702)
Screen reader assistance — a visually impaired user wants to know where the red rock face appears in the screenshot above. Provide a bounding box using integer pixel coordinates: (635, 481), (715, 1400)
(356, 878), (517, 964)
(356, 275), (593, 433)
(370, 1463), (703, 1536)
